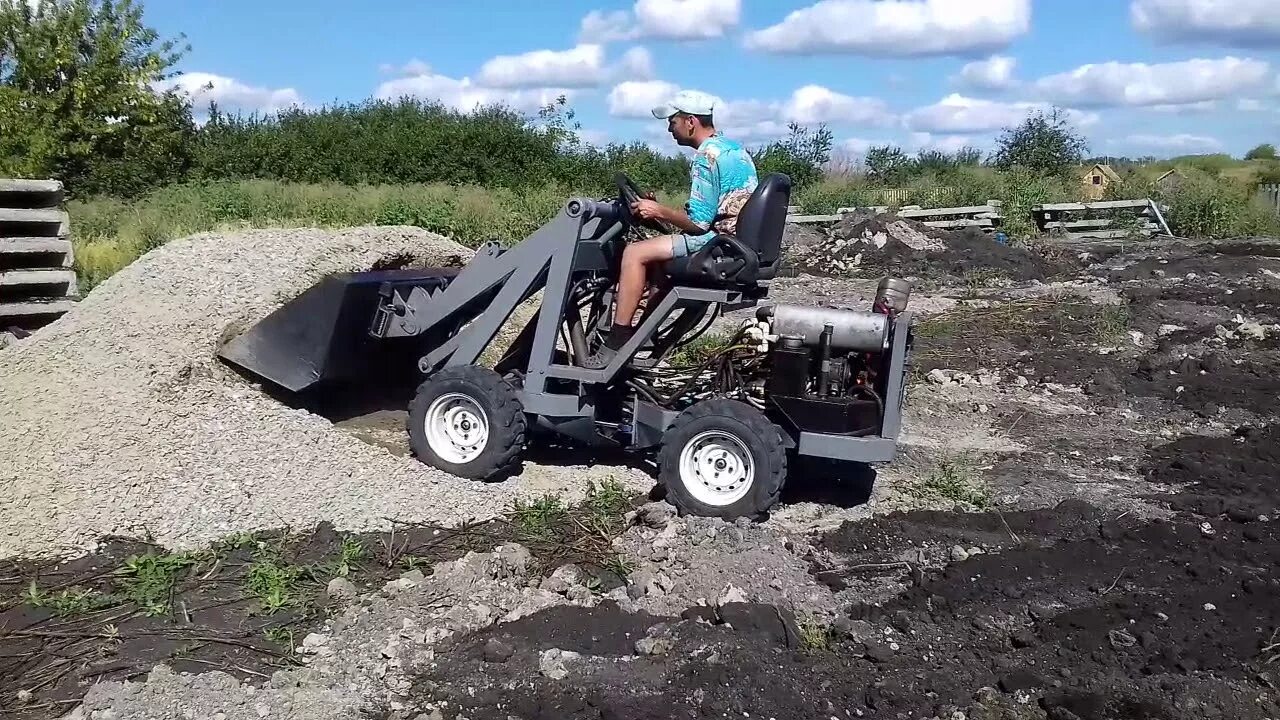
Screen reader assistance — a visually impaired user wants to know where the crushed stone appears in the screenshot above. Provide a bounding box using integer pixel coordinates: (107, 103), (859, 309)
(0, 226), (643, 558)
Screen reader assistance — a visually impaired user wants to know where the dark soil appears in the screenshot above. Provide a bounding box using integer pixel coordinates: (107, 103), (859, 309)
(914, 298), (1127, 377)
(404, 425), (1280, 720)
(1144, 424), (1279, 520)
(1126, 350), (1280, 418)
(1096, 243), (1276, 284)
(786, 214), (1080, 284)
(1, 484), (644, 720)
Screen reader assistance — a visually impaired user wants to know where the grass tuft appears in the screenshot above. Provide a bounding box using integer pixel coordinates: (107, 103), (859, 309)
(906, 453), (992, 510)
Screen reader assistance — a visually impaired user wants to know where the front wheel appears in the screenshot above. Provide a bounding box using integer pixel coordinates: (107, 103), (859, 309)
(657, 398), (787, 519)
(407, 365), (526, 481)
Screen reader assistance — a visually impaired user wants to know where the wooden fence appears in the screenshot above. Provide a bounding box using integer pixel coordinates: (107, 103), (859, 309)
(1031, 198), (1171, 240)
(1258, 184), (1280, 216)
(787, 200), (1003, 231)
(786, 197), (1173, 240)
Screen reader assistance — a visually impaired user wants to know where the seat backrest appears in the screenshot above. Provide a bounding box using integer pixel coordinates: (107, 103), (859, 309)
(734, 173), (792, 268)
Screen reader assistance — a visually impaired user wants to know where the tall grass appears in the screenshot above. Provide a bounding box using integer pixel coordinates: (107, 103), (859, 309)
(69, 180), (684, 292)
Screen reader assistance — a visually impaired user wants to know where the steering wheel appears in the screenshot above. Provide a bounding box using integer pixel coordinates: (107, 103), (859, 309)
(614, 172), (673, 234)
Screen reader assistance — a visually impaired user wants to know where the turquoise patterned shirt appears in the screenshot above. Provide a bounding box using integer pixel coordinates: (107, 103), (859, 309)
(684, 133), (759, 245)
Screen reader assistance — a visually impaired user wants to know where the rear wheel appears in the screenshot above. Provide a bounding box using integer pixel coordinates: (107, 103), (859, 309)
(658, 398), (787, 519)
(408, 365), (526, 481)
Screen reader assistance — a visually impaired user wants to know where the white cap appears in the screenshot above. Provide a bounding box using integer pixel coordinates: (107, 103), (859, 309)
(651, 89), (717, 119)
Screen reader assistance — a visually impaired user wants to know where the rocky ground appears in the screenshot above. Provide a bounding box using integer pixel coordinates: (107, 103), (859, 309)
(2, 219), (1279, 720)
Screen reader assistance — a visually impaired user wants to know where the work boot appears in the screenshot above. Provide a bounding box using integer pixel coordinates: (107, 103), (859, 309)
(582, 324), (633, 369)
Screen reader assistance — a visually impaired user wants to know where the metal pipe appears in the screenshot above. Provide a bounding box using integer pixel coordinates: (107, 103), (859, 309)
(764, 304), (890, 352)
(816, 323), (833, 396)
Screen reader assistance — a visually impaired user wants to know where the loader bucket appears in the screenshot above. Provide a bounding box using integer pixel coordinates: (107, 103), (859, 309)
(218, 268), (457, 393)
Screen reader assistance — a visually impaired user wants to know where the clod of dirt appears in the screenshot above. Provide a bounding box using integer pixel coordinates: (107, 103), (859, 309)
(1145, 425), (1280, 520)
(785, 213), (1079, 284)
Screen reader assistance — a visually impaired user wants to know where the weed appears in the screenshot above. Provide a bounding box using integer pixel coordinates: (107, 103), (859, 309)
(1091, 303), (1131, 345)
(584, 477), (632, 530)
(22, 581), (115, 616)
(602, 554), (635, 579)
(511, 493), (568, 540)
(907, 454), (992, 510)
(666, 331), (733, 367)
(316, 535), (370, 579)
(797, 614), (834, 652)
(114, 552), (199, 616)
(245, 560), (306, 613)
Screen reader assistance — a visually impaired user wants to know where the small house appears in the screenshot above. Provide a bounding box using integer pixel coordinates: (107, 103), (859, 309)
(1081, 163), (1122, 200)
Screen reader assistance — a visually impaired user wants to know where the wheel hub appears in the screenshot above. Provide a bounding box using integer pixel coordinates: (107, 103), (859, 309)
(424, 393), (490, 464)
(678, 430), (755, 507)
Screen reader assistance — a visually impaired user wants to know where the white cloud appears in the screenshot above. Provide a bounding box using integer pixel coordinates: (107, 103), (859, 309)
(471, 44), (656, 89)
(742, 0), (1031, 57)
(782, 84), (895, 126)
(956, 55), (1018, 90)
(477, 44), (608, 89)
(1120, 133), (1223, 153)
(580, 0), (740, 42)
(608, 80), (895, 139)
(616, 47), (655, 79)
(903, 93), (1098, 133)
(1031, 57), (1271, 107)
(607, 80), (681, 118)
(909, 132), (984, 155)
(1131, 0), (1280, 48)
(1148, 100), (1218, 113)
(161, 72), (303, 114)
(375, 72), (573, 114)
(1237, 98), (1265, 111)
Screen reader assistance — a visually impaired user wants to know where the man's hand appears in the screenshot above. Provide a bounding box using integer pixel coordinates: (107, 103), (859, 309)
(630, 198), (666, 221)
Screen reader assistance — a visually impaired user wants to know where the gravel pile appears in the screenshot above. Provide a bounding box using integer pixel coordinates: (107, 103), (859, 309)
(0, 226), (631, 558)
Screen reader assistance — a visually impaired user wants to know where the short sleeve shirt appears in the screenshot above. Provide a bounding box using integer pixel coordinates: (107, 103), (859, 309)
(684, 133), (759, 239)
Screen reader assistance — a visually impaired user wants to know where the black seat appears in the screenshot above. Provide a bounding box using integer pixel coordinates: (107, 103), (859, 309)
(663, 172), (792, 288)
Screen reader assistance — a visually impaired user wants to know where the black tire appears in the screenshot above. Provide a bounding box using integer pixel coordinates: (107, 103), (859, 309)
(657, 398), (788, 519)
(407, 365), (526, 481)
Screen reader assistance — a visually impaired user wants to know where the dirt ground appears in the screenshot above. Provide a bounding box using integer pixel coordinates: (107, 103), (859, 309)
(4, 227), (1280, 720)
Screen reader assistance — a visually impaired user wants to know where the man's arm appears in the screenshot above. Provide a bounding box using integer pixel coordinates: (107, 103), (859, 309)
(632, 153), (718, 234)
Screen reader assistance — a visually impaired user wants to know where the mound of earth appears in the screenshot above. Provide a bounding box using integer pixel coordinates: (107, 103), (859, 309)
(785, 212), (1079, 283)
(0, 226), (621, 558)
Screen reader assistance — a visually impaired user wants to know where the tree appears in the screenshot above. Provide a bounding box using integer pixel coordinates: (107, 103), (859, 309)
(864, 144), (912, 185)
(0, 0), (197, 196)
(752, 121), (833, 187)
(1245, 143), (1276, 161)
(989, 107), (1088, 176)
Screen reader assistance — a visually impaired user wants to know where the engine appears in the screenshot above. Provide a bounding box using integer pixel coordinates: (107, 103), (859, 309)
(750, 277), (911, 437)
(629, 277), (911, 439)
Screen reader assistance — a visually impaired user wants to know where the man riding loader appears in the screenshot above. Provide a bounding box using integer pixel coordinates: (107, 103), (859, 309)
(217, 169), (915, 519)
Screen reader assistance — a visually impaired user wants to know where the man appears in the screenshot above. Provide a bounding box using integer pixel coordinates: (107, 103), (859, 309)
(584, 89), (759, 368)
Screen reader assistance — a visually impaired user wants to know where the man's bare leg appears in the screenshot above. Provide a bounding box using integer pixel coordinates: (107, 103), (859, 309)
(583, 235), (676, 367)
(614, 235), (675, 328)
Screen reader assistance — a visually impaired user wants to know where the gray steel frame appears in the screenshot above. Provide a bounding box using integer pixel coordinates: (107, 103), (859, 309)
(370, 196), (913, 461)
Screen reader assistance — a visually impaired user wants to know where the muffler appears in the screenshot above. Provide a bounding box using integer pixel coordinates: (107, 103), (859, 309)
(217, 268), (456, 393)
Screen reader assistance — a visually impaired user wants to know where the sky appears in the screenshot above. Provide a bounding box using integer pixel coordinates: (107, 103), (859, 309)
(141, 0), (1280, 161)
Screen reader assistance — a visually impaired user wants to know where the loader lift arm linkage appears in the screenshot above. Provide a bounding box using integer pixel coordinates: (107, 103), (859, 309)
(217, 173), (917, 519)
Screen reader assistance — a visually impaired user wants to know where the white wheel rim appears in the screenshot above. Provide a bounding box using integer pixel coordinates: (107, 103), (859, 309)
(424, 393), (489, 464)
(678, 430), (755, 506)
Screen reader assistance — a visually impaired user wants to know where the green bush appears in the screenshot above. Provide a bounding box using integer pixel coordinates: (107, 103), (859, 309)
(1153, 169), (1280, 238)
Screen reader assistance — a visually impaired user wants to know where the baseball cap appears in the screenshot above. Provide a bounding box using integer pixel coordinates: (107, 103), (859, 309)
(651, 89), (717, 119)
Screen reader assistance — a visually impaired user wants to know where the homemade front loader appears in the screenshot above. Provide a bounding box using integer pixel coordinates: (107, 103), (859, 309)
(218, 173), (915, 519)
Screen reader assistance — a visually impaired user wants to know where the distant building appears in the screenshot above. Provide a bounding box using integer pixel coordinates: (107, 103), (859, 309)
(1081, 163), (1122, 200)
